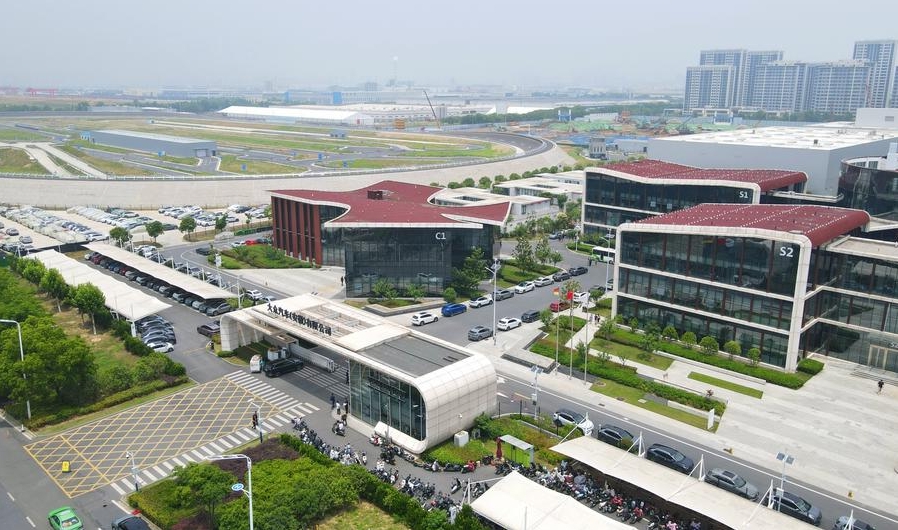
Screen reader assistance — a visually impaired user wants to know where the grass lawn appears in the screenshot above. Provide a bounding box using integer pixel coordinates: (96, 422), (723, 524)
(318, 502), (410, 530)
(369, 298), (420, 308)
(0, 128), (46, 141)
(219, 154), (304, 174)
(688, 372), (764, 399)
(591, 379), (715, 431)
(320, 158), (452, 169)
(343, 300), (367, 309)
(590, 336), (673, 371)
(0, 147), (50, 174)
(221, 244), (312, 269)
(58, 144), (154, 176)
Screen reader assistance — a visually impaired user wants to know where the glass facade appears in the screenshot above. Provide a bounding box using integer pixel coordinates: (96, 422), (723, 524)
(838, 160), (898, 221)
(343, 226), (496, 297)
(348, 361), (426, 441)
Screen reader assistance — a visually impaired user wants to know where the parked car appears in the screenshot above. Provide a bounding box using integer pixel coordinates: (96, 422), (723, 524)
(832, 516), (876, 530)
(704, 468), (759, 500)
(245, 289), (264, 301)
(206, 303), (233, 316)
(196, 246), (213, 256)
(533, 276), (554, 287)
(552, 408), (594, 436)
(605, 278), (614, 291)
(467, 325), (493, 341)
(146, 341), (175, 353)
(263, 357), (304, 378)
(493, 288), (514, 301)
(646, 444), (694, 474)
(521, 309), (541, 323)
(550, 300), (571, 312)
(48, 506), (82, 530)
(762, 490), (822, 526)
(5, 227), (19, 236)
(513, 281), (535, 294)
(111, 514), (150, 530)
(19, 235), (32, 244)
(497, 317), (522, 331)
(572, 292), (590, 304)
(197, 322), (221, 337)
(568, 266), (588, 276)
(441, 303), (467, 317)
(552, 270), (571, 282)
(595, 424), (633, 448)
(469, 295), (493, 308)
(410, 311), (438, 326)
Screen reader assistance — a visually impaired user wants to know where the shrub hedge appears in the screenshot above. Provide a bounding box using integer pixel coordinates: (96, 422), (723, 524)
(797, 358), (824, 375)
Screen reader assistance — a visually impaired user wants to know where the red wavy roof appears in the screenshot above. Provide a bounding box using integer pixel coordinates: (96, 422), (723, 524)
(270, 180), (510, 227)
(637, 204), (869, 247)
(598, 159), (807, 192)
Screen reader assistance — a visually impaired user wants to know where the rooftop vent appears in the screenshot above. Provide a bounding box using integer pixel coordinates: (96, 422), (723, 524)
(367, 190), (384, 200)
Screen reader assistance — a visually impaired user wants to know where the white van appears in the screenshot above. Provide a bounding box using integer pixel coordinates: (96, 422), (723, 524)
(250, 354), (262, 373)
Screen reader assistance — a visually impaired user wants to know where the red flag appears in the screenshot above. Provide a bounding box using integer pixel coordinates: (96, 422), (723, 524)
(566, 290), (574, 300)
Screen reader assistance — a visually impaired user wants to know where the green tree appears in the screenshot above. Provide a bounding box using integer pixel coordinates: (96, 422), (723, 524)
(40, 268), (69, 312)
(747, 347), (761, 366)
(145, 220), (164, 243)
(682, 331), (697, 349)
(99, 365), (133, 395)
(512, 236), (535, 272)
(22, 259), (46, 285)
(478, 176), (492, 189)
(451, 247), (487, 296)
(548, 250), (563, 268)
(724, 340), (742, 360)
(598, 317), (615, 340)
(71, 283), (105, 334)
(214, 215), (228, 233)
(641, 323), (661, 353)
(462, 177), (475, 187)
(372, 278), (397, 301)
(539, 308), (554, 331)
(179, 216), (197, 241)
(109, 226), (129, 246)
(56, 339), (98, 405)
(662, 325), (679, 342)
(534, 236), (552, 266)
(172, 462), (234, 529)
(132, 352), (170, 383)
(628, 317), (639, 332)
(700, 336), (720, 356)
(442, 287), (457, 303)
(555, 194), (568, 212)
(405, 283), (425, 302)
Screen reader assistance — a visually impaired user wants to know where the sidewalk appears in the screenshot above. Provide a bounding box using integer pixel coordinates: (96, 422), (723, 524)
(473, 305), (898, 512)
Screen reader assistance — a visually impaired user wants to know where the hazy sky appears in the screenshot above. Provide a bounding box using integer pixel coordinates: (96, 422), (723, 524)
(2, 0), (897, 91)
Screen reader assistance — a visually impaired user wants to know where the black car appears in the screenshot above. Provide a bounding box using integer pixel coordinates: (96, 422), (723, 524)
(595, 424), (633, 448)
(111, 515), (151, 530)
(196, 246), (213, 256)
(704, 468), (759, 500)
(263, 357), (304, 377)
(568, 266), (588, 276)
(521, 309), (540, 323)
(645, 443), (694, 474)
(762, 490), (822, 526)
(832, 516), (876, 530)
(197, 322), (221, 337)
(552, 270), (571, 282)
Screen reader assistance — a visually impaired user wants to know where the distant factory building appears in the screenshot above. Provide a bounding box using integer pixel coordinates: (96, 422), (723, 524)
(218, 105), (375, 126)
(85, 129), (217, 158)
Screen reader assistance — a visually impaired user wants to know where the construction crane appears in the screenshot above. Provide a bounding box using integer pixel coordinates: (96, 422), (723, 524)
(422, 89), (441, 130)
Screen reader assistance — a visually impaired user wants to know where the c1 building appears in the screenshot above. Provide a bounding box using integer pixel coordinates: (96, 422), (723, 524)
(269, 180), (510, 297)
(613, 204), (898, 373)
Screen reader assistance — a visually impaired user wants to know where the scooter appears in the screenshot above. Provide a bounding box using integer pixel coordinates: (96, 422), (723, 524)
(450, 478), (462, 494)
(369, 434), (383, 446)
(332, 421), (346, 436)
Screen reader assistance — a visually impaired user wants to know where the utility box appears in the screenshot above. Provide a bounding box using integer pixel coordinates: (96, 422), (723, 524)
(454, 430), (469, 447)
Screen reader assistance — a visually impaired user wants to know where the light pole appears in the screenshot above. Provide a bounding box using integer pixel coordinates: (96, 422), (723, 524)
(125, 451), (139, 492)
(209, 454), (253, 530)
(530, 365), (541, 419)
(774, 451), (795, 511)
(0, 319), (30, 421)
(486, 258), (500, 346)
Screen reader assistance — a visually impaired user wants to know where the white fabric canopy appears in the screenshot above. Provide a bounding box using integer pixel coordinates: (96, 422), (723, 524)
(30, 250), (170, 321)
(470, 471), (633, 530)
(552, 437), (809, 530)
(85, 243), (233, 300)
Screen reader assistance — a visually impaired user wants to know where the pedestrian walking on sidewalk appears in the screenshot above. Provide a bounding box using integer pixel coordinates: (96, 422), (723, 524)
(330, 393), (336, 409)
(878, 379), (885, 394)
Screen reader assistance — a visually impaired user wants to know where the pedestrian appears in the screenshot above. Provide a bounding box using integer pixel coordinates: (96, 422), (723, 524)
(878, 379), (885, 394)
(340, 275), (344, 286)
(663, 371), (669, 381)
(330, 393), (336, 410)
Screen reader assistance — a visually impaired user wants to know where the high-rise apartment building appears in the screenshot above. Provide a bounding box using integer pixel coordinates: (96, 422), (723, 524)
(805, 61), (870, 114)
(748, 61), (809, 112)
(852, 40), (897, 108)
(739, 51), (784, 107)
(684, 65), (734, 109)
(689, 49), (782, 110)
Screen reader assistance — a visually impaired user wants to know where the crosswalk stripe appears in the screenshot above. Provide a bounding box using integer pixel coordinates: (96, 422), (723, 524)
(200, 446), (214, 456)
(293, 403), (316, 415)
(191, 450), (205, 460)
(162, 462), (175, 471)
(171, 457), (185, 467)
(153, 465), (166, 477)
(141, 469), (157, 481)
(217, 437), (233, 449)
(270, 396), (298, 407)
(227, 434), (242, 444)
(110, 481), (126, 496)
(209, 442), (224, 453)
(182, 453), (195, 463)
(267, 417), (283, 427)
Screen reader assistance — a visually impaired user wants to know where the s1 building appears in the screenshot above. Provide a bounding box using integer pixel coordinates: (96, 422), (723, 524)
(269, 180), (510, 297)
(613, 204), (898, 373)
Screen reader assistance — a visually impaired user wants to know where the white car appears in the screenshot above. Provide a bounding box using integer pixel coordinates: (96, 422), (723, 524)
(572, 292), (590, 304)
(410, 311), (438, 326)
(245, 289), (264, 301)
(514, 281), (535, 294)
(497, 317), (522, 331)
(469, 295), (493, 308)
(533, 276), (554, 287)
(146, 341), (174, 353)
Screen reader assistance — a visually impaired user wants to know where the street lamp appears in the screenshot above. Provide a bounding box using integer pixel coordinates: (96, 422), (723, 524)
(209, 454), (253, 530)
(485, 258), (500, 346)
(0, 319), (30, 421)
(530, 365), (542, 419)
(125, 451), (139, 492)
(774, 451), (795, 511)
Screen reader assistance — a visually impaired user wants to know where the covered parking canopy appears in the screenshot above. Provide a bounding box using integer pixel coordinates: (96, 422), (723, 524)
(85, 243), (232, 300)
(552, 437), (808, 530)
(30, 250), (170, 321)
(470, 471), (633, 530)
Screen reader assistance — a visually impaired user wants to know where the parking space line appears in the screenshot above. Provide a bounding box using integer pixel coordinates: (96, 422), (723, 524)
(227, 434), (242, 444)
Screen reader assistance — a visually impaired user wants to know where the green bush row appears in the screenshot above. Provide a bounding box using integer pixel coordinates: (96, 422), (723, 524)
(27, 376), (187, 429)
(797, 358), (824, 375)
(127, 480), (197, 530)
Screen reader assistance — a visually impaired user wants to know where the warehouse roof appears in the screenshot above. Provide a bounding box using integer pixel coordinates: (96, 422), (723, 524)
(635, 204), (870, 247)
(93, 129), (210, 144)
(592, 159), (807, 192)
(219, 105), (369, 121)
(651, 126), (898, 150)
(270, 180), (510, 228)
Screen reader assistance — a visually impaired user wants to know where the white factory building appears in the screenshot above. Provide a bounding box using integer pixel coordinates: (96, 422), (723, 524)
(218, 105), (375, 126)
